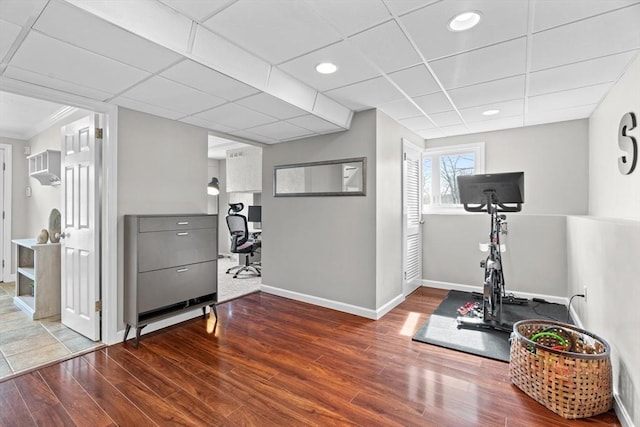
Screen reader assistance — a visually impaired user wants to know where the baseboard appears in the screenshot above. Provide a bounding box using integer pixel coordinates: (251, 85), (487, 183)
(614, 392), (635, 427)
(260, 285), (403, 320)
(5, 273), (16, 282)
(422, 279), (569, 305)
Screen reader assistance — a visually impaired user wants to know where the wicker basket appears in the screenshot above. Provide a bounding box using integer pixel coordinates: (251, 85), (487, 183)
(509, 319), (612, 419)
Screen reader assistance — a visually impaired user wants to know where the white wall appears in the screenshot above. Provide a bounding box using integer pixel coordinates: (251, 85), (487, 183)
(423, 120), (589, 292)
(572, 53), (640, 426)
(23, 109), (93, 238)
(1, 136), (29, 274)
(589, 55), (640, 220)
(226, 145), (261, 193)
(116, 108), (208, 329)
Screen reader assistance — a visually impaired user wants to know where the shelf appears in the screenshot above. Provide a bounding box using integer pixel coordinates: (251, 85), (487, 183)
(27, 150), (61, 186)
(17, 267), (35, 281)
(14, 295), (35, 314)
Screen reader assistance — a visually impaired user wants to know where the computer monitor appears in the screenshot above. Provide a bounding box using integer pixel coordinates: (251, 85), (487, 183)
(247, 205), (262, 223)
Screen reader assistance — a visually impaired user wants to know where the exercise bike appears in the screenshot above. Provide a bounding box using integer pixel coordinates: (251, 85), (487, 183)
(456, 172), (527, 332)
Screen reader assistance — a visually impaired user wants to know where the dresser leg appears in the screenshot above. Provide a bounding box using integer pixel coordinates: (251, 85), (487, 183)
(211, 304), (218, 333)
(123, 324), (131, 344)
(134, 325), (145, 348)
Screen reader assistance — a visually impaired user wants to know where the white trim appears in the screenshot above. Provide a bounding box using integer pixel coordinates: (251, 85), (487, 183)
(613, 393), (635, 427)
(0, 143), (12, 282)
(421, 279), (569, 305)
(260, 285), (404, 320)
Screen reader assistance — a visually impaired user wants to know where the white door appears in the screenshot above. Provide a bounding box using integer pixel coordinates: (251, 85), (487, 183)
(402, 139), (422, 297)
(60, 115), (100, 340)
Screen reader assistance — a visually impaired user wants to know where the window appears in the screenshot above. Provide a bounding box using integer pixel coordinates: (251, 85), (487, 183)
(423, 142), (484, 212)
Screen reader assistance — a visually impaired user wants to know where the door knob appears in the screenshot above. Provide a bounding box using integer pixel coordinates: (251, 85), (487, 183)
(58, 232), (68, 240)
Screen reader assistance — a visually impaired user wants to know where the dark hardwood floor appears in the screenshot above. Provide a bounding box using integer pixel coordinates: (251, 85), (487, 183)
(0, 287), (620, 426)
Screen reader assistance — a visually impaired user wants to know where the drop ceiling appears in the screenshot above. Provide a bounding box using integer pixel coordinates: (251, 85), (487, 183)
(0, 0), (638, 143)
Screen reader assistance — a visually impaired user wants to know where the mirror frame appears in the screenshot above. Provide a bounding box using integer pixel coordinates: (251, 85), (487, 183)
(273, 157), (367, 197)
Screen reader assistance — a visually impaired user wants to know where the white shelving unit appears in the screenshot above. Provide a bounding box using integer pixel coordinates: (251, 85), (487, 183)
(13, 238), (61, 320)
(27, 149), (61, 185)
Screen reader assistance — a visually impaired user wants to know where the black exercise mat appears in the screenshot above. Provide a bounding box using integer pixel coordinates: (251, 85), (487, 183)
(412, 290), (570, 362)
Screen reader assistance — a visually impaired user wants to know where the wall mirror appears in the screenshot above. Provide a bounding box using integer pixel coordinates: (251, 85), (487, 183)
(274, 157), (366, 197)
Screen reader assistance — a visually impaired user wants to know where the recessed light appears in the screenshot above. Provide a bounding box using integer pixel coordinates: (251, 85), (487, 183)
(315, 62), (337, 74)
(482, 109), (500, 116)
(448, 11), (482, 32)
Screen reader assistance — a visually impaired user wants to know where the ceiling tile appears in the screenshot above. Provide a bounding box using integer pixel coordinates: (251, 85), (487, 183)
(247, 121), (313, 141)
(400, 0), (528, 61)
(158, 0), (235, 21)
(3, 65), (113, 100)
(530, 4), (640, 71)
(385, 0), (439, 16)
(448, 75), (525, 109)
(0, 0), (48, 26)
(527, 83), (612, 113)
(412, 91), (454, 115)
(117, 76), (227, 116)
(287, 114), (344, 133)
(429, 37), (527, 89)
(113, 97), (184, 120)
(180, 115), (237, 133)
(8, 32), (149, 97)
(0, 19), (21, 60)
(0, 90), (65, 138)
(236, 92), (307, 120)
(161, 59), (259, 101)
(532, 0), (639, 32)
(529, 51), (638, 97)
(525, 104), (597, 126)
(229, 129), (277, 144)
(348, 20), (421, 73)
(324, 76), (404, 110)
(464, 116), (524, 134)
(459, 99), (524, 123)
(378, 99), (421, 121)
(195, 103), (278, 129)
(34, 0), (182, 73)
(388, 64), (440, 97)
(278, 41), (379, 92)
(429, 110), (463, 127)
(307, 0), (390, 36)
(202, 0), (341, 64)
(399, 115), (435, 130)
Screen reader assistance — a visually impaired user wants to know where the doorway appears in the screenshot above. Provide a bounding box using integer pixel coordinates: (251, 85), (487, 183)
(0, 91), (108, 381)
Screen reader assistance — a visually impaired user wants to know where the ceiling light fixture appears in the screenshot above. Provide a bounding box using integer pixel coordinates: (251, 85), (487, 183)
(482, 109), (500, 116)
(448, 11), (482, 32)
(316, 62), (337, 74)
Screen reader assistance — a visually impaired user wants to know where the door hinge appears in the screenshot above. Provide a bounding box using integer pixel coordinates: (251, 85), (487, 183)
(2, 162), (5, 171)
(95, 128), (103, 139)
(404, 271), (407, 280)
(2, 260), (4, 268)
(403, 152), (407, 161)
(2, 211), (4, 220)
(95, 300), (102, 312)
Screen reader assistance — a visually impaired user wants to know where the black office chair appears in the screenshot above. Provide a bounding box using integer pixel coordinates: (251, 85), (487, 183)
(226, 203), (261, 278)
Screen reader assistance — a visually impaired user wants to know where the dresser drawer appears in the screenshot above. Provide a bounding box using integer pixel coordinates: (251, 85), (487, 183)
(137, 261), (217, 314)
(137, 228), (217, 272)
(138, 215), (216, 233)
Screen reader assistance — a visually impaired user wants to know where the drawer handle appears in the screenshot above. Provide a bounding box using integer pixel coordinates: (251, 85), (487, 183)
(177, 221), (189, 225)
(176, 232), (189, 236)
(176, 268), (189, 273)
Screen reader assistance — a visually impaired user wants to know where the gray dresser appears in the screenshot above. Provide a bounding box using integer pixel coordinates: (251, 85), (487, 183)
(124, 214), (218, 346)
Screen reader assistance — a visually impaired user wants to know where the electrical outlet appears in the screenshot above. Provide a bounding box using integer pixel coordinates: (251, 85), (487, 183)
(583, 286), (588, 302)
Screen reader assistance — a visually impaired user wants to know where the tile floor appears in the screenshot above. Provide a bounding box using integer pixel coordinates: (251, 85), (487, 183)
(0, 282), (103, 382)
